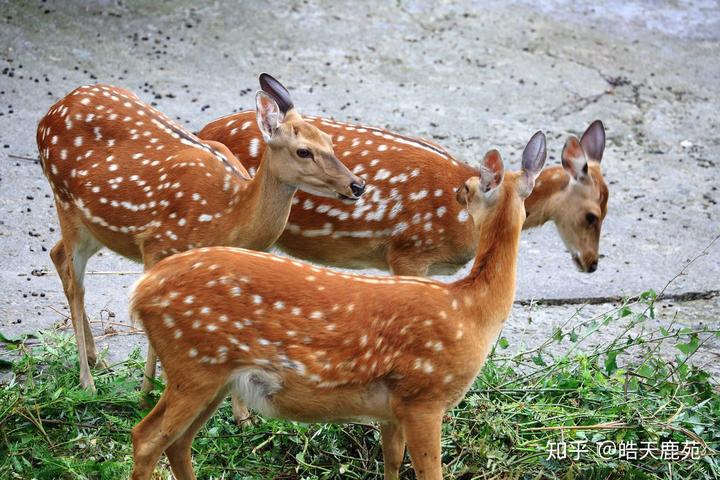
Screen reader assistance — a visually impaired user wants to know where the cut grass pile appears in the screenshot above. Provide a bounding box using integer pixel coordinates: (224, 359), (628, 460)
(1, 290), (718, 479)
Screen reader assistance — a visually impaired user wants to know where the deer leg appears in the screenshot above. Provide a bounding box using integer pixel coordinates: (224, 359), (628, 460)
(380, 421), (406, 480)
(131, 380), (224, 480)
(231, 395), (253, 427)
(165, 386), (229, 480)
(50, 240), (70, 301)
(83, 318), (102, 367)
(399, 408), (444, 480)
(50, 240), (104, 367)
(52, 224), (101, 390)
(131, 389), (169, 480)
(69, 237), (101, 390)
(139, 252), (163, 406)
(140, 346), (159, 407)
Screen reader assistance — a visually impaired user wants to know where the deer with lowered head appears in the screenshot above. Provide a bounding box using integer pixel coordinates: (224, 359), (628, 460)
(200, 115), (608, 274)
(36, 74), (365, 394)
(128, 131), (547, 480)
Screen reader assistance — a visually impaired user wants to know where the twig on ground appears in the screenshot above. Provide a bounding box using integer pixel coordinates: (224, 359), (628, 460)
(32, 268), (141, 276)
(94, 329), (144, 340)
(8, 153), (39, 162)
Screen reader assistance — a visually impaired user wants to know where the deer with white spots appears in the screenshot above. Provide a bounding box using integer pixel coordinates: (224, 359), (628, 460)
(36, 74), (365, 394)
(128, 132), (547, 480)
(200, 115), (608, 275)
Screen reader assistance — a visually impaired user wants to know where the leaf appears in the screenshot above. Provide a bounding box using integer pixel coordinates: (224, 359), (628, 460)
(639, 289), (657, 302)
(675, 361), (690, 380)
(605, 351), (619, 375)
(51, 388), (63, 400)
(676, 334), (700, 357)
(498, 337), (509, 349)
(531, 354), (547, 366)
(637, 364), (655, 379)
(0, 331), (26, 344)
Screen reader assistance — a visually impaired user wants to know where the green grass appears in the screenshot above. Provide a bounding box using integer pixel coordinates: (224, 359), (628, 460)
(1, 290), (719, 479)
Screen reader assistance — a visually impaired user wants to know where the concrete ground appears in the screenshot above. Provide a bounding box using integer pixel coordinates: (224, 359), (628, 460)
(0, 1), (718, 375)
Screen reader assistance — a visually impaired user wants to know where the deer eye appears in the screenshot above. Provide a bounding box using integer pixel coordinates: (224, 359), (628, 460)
(296, 148), (313, 159)
(586, 213), (598, 225)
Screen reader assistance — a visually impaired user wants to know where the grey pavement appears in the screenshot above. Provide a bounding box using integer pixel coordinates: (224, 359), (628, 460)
(0, 1), (718, 375)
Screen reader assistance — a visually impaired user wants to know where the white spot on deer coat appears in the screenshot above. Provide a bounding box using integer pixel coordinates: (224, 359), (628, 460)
(249, 138), (260, 158)
(389, 202), (403, 219)
(409, 190), (428, 201)
(392, 222), (409, 236)
(374, 169), (391, 181)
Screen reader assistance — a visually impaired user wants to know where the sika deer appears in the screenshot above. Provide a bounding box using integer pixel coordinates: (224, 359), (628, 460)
(128, 131), (547, 480)
(200, 115), (607, 274)
(36, 74), (364, 393)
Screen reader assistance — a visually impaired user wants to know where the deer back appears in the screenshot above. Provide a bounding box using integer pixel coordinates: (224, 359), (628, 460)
(37, 85), (250, 261)
(199, 112), (479, 272)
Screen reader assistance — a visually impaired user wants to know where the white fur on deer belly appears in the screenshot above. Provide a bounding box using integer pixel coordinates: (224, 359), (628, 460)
(231, 368), (283, 417)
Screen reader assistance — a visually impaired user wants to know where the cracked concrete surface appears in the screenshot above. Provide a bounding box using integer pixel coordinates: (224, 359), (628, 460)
(0, 1), (718, 375)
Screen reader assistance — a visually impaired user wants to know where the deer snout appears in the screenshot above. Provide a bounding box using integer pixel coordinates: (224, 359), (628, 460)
(337, 173), (365, 201)
(350, 180), (366, 198)
(573, 252), (599, 273)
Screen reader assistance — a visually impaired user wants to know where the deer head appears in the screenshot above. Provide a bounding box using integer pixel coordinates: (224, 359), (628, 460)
(457, 131), (547, 228)
(255, 74), (365, 201)
(556, 120), (608, 273)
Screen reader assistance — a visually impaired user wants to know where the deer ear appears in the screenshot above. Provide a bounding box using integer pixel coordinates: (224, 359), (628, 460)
(255, 91), (283, 142)
(562, 136), (588, 181)
(259, 73), (294, 114)
(519, 131), (547, 197)
(478, 149), (504, 193)
(580, 119), (605, 163)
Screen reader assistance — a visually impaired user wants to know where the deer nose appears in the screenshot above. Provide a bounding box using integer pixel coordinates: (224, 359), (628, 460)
(587, 260), (598, 273)
(350, 181), (366, 198)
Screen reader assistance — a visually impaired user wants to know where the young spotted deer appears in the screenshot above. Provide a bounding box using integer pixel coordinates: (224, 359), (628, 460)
(128, 131), (547, 480)
(200, 115), (607, 274)
(36, 74), (364, 393)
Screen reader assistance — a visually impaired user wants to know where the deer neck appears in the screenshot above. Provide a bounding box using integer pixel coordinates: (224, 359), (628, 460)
(451, 187), (524, 333)
(523, 166), (570, 229)
(228, 148), (297, 250)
